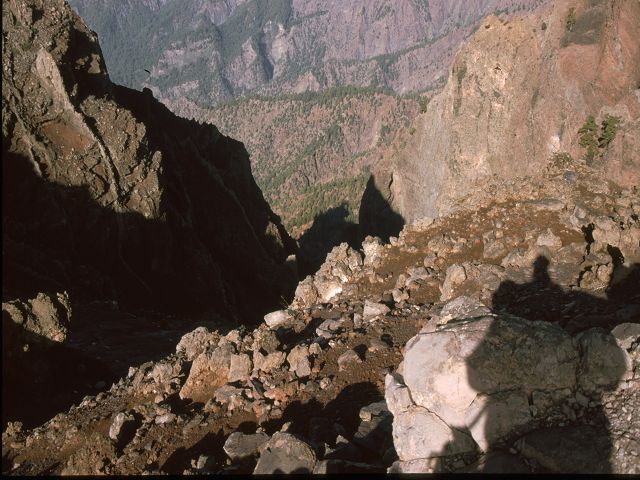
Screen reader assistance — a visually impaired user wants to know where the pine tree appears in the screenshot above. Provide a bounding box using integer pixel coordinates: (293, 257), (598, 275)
(578, 115), (598, 164)
(598, 114), (622, 148)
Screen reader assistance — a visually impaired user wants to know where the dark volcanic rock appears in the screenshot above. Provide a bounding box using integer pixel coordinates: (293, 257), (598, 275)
(2, 0), (297, 322)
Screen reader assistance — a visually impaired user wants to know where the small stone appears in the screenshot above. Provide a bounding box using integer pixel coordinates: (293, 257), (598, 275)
(287, 345), (311, 378)
(228, 354), (252, 383)
(338, 349), (362, 371)
(264, 310), (293, 328)
(109, 412), (137, 446)
(575, 392), (589, 408)
(309, 343), (323, 356)
(363, 301), (390, 320)
(353, 313), (364, 329)
(224, 431), (270, 461)
(253, 432), (316, 474)
(369, 338), (390, 352)
(155, 413), (176, 424)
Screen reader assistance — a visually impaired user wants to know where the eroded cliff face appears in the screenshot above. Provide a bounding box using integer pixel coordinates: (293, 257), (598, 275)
(2, 0), (296, 322)
(373, 0), (640, 224)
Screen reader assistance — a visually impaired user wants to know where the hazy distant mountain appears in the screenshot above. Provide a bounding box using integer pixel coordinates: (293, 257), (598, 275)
(68, 0), (545, 105)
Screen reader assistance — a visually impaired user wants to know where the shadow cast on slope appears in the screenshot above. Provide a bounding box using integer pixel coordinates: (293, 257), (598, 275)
(2, 84), (297, 427)
(358, 174), (405, 243)
(297, 175), (405, 276)
(439, 255), (637, 473)
(297, 203), (360, 276)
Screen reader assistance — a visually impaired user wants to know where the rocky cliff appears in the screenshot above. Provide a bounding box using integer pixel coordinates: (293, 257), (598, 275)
(366, 0), (640, 227)
(2, 0), (297, 322)
(68, 0), (545, 105)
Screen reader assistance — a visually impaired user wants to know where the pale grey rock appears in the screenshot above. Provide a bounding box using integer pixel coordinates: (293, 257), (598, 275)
(223, 431), (269, 461)
(536, 228), (563, 250)
(309, 342), (323, 356)
(179, 344), (234, 400)
(611, 323), (640, 351)
(259, 351), (286, 374)
(263, 309), (293, 328)
(359, 401), (389, 422)
(228, 354), (252, 383)
(315, 278), (343, 303)
(194, 454), (216, 471)
(109, 412), (137, 445)
(253, 432), (316, 474)
(363, 300), (390, 320)
(390, 312), (583, 462)
(175, 327), (218, 361)
(577, 329), (632, 393)
(287, 345), (311, 378)
(392, 405), (476, 461)
(440, 264), (467, 301)
(439, 296), (491, 322)
(252, 328), (280, 354)
(214, 385), (245, 409)
(460, 451), (530, 473)
(385, 373), (414, 413)
(464, 391), (531, 451)
(3, 292), (71, 343)
(387, 458), (441, 473)
(155, 413), (176, 424)
(149, 359), (182, 386)
(362, 236), (385, 267)
(403, 316), (578, 426)
(293, 277), (319, 308)
(519, 425), (611, 473)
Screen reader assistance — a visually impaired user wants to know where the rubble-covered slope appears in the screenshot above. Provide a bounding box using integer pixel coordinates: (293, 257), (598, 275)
(2, 0), (296, 321)
(4, 161), (638, 474)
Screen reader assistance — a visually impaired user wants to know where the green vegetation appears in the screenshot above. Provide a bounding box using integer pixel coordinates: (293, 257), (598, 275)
(566, 7), (577, 32)
(419, 97), (429, 114)
(598, 114), (622, 148)
(456, 63), (468, 85)
(578, 115), (599, 164)
(282, 173), (370, 230)
(578, 114), (623, 164)
(550, 152), (573, 169)
(219, 0), (292, 60)
(561, 3), (606, 47)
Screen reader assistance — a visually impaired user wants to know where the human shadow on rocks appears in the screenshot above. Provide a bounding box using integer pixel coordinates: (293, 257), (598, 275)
(437, 255), (635, 473)
(297, 203), (360, 276)
(492, 256), (640, 332)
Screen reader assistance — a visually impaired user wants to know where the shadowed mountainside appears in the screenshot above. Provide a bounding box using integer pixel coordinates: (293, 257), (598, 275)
(2, 0), (297, 322)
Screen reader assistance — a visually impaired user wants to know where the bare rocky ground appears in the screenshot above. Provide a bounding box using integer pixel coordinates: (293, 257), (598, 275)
(3, 160), (639, 475)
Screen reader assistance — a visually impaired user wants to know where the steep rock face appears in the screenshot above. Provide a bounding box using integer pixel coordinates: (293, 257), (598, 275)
(68, 0), (545, 105)
(371, 0), (640, 225)
(2, 0), (296, 321)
